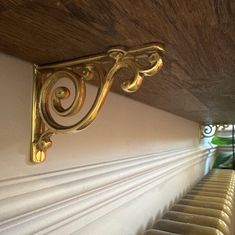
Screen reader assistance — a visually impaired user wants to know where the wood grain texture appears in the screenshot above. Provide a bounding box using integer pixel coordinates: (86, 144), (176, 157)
(0, 0), (235, 124)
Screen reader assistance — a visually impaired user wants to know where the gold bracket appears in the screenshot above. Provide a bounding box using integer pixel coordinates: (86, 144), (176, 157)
(31, 43), (164, 163)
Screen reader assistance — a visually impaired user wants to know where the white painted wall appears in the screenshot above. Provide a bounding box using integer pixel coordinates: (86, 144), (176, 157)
(0, 53), (213, 235)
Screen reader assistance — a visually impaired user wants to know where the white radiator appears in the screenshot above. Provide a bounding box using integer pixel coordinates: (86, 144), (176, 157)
(145, 169), (235, 235)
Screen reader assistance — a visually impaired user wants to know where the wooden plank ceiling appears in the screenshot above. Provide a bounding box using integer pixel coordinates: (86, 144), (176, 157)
(0, 0), (235, 124)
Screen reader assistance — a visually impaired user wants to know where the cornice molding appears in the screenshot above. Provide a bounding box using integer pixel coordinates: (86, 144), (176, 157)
(0, 146), (214, 234)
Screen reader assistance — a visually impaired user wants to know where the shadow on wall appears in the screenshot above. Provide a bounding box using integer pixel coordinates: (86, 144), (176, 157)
(0, 54), (33, 170)
(137, 183), (193, 235)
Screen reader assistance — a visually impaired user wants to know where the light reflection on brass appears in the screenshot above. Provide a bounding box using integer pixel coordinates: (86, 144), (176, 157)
(31, 43), (164, 163)
(163, 211), (230, 235)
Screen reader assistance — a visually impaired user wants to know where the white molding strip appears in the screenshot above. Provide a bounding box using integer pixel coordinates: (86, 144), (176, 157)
(0, 146), (214, 235)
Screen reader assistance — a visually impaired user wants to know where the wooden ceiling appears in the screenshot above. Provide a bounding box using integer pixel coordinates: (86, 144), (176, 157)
(0, 0), (235, 124)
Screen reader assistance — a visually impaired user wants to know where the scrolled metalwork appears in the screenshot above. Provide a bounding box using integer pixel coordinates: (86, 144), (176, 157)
(201, 124), (230, 138)
(31, 43), (164, 163)
(201, 125), (218, 138)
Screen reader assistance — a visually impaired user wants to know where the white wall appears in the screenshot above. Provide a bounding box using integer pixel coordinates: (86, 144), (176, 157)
(0, 53), (213, 235)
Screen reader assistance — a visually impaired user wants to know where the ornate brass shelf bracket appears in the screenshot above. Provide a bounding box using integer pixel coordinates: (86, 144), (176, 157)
(31, 43), (164, 163)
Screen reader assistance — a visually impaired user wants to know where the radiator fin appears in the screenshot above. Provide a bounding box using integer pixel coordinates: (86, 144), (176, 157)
(144, 169), (235, 235)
